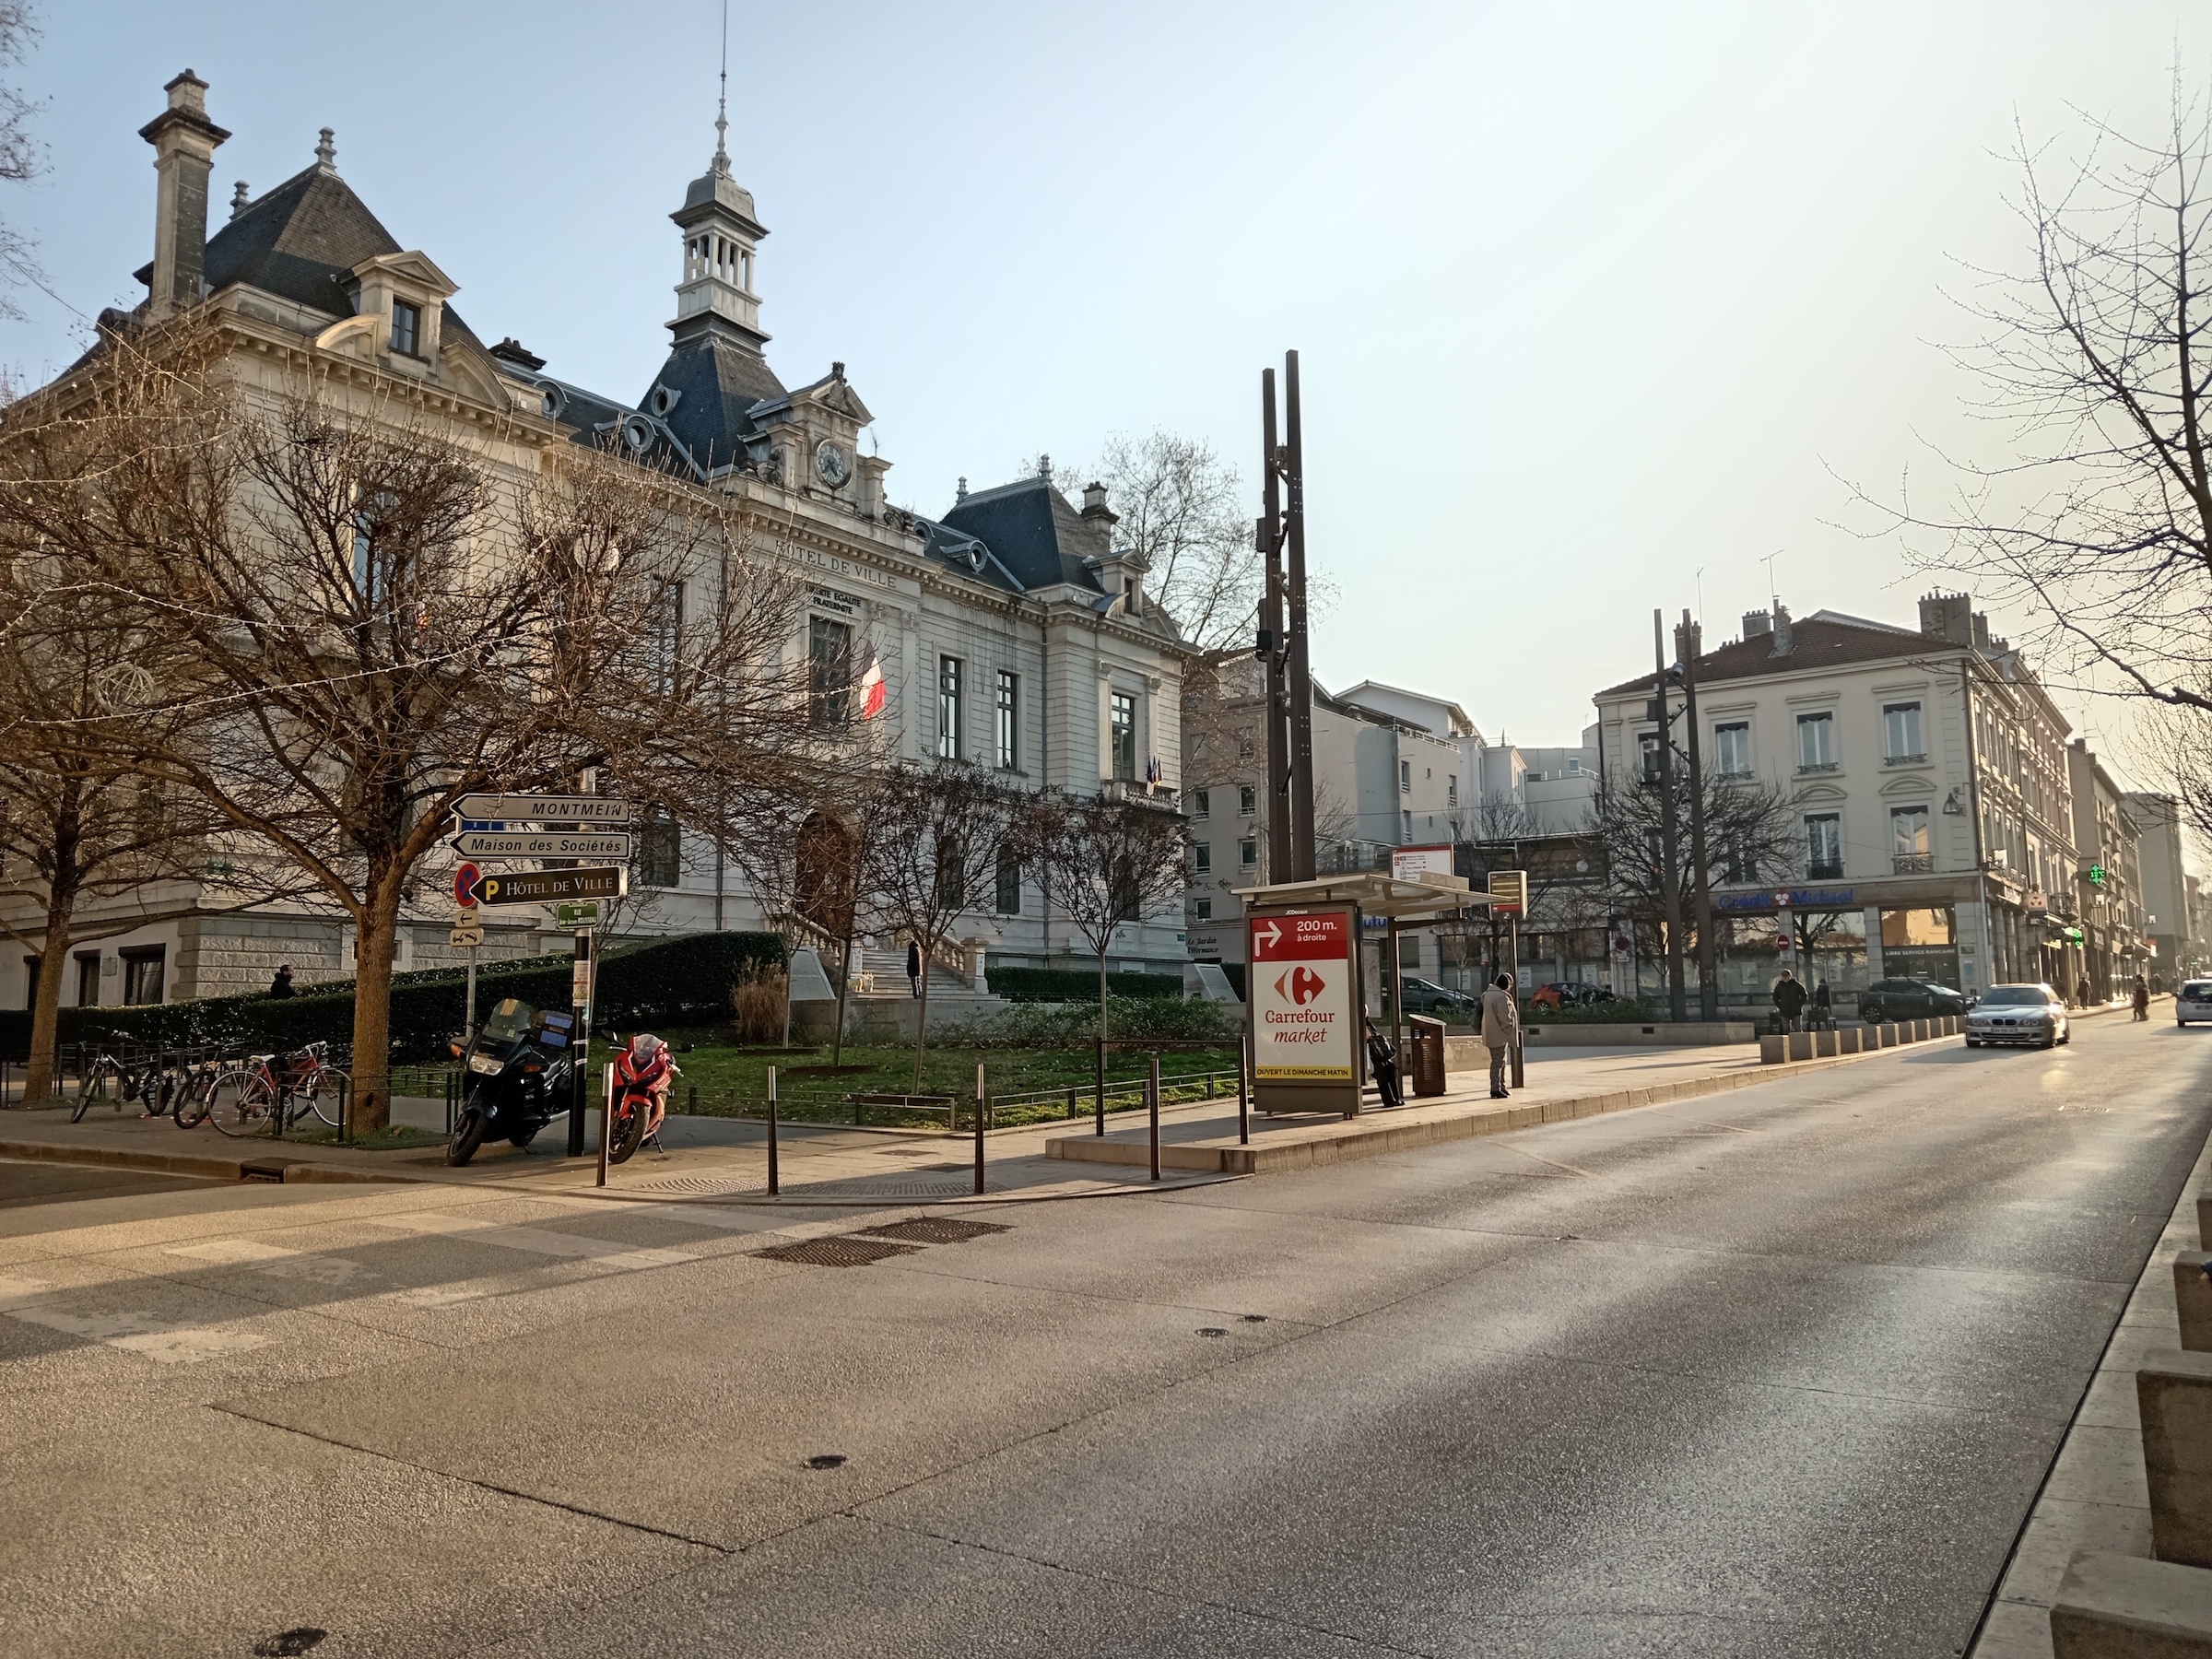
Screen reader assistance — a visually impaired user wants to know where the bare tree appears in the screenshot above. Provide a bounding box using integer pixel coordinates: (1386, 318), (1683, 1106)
(0, 316), (817, 1130)
(0, 4), (44, 318)
(0, 554), (300, 1099)
(1029, 789), (1191, 1045)
(1866, 89), (2212, 839)
(860, 761), (1024, 1090)
(1586, 771), (1798, 965)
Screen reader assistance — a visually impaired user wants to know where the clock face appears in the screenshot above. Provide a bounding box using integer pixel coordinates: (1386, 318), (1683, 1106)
(815, 441), (850, 488)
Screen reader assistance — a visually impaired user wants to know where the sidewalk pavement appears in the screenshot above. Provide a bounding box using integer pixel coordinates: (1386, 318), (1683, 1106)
(0, 1034), (1897, 1206)
(1967, 1054), (2208, 1657)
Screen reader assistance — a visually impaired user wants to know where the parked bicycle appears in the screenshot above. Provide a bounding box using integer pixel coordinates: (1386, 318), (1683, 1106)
(194, 1043), (347, 1138)
(71, 1033), (159, 1124)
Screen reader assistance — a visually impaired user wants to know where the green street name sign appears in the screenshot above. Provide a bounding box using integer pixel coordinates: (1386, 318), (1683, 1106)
(555, 901), (602, 927)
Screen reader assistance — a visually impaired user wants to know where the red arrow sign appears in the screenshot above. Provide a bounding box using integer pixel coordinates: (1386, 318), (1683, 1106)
(454, 862), (482, 909)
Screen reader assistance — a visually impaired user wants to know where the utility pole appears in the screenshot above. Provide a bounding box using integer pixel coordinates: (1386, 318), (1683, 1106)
(1258, 371), (1290, 882)
(1653, 611), (1687, 1022)
(1677, 610), (1718, 1021)
(1281, 352), (1316, 881)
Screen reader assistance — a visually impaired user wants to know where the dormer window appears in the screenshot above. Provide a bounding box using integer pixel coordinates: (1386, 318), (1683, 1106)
(389, 300), (420, 358)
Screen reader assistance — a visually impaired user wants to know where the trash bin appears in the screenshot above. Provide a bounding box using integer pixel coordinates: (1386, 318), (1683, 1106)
(1406, 1015), (1447, 1098)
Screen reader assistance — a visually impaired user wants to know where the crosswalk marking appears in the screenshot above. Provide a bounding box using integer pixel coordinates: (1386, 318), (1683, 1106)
(6, 1304), (267, 1364)
(166, 1238), (372, 1286)
(365, 1213), (698, 1273)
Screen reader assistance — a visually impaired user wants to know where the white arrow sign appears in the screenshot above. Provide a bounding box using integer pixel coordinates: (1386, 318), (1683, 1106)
(452, 830), (635, 859)
(453, 794), (635, 825)
(1255, 920), (1282, 951)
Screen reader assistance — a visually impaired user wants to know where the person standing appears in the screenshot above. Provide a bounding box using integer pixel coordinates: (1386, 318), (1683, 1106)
(2134, 973), (2151, 1021)
(1480, 972), (1518, 1100)
(268, 963), (295, 999)
(905, 939), (923, 999)
(1811, 979), (1832, 1030)
(1771, 970), (1806, 1033)
(2076, 975), (2093, 1009)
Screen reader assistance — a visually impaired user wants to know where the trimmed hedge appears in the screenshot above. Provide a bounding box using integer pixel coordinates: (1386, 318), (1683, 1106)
(990, 967), (1187, 1004)
(0, 931), (784, 1063)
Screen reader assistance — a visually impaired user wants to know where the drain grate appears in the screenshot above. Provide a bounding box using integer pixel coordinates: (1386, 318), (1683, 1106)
(786, 1179), (974, 1200)
(752, 1236), (922, 1268)
(635, 1174), (759, 1194)
(856, 1218), (1012, 1246)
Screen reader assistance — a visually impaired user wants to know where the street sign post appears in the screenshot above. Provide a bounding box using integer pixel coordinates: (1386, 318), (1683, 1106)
(453, 794), (635, 825)
(474, 867), (627, 906)
(451, 830), (634, 860)
(1247, 905), (1361, 1117)
(1488, 870), (1528, 916)
(448, 924), (484, 948)
(555, 901), (601, 928)
(453, 863), (482, 909)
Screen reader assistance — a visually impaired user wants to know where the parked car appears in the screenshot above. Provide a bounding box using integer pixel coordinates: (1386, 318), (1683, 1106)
(1964, 982), (2070, 1049)
(1398, 977), (1478, 1018)
(2178, 980), (2212, 1028)
(1529, 981), (1613, 1011)
(1856, 978), (1971, 1024)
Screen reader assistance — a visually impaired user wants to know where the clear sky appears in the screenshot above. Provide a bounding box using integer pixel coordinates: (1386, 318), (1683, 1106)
(6, 1), (2207, 760)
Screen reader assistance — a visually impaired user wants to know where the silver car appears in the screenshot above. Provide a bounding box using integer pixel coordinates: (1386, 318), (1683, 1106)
(1964, 983), (2071, 1050)
(2180, 981), (2212, 1028)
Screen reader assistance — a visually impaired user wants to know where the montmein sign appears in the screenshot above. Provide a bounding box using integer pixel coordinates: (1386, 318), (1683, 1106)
(1249, 909), (1357, 1083)
(452, 794), (635, 826)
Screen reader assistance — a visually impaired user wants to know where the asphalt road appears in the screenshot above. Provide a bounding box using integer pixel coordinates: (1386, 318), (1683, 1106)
(4, 1015), (2208, 1659)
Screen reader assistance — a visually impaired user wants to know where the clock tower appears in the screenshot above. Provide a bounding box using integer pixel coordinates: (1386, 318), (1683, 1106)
(668, 101), (769, 355)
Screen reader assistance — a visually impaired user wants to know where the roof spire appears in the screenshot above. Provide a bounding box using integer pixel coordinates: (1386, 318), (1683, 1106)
(712, 0), (731, 177)
(314, 127), (335, 170)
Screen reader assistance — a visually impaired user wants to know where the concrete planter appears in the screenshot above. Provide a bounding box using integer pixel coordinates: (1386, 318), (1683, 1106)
(1759, 1034), (1786, 1065)
(1838, 1028), (1863, 1053)
(1785, 1031), (1814, 1061)
(1815, 1030), (1839, 1057)
(1878, 1023), (1900, 1047)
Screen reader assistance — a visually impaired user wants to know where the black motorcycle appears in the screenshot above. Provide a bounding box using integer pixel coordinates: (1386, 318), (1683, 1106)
(446, 997), (577, 1167)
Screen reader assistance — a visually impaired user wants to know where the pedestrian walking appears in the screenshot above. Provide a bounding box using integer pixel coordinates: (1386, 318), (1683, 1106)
(2133, 973), (2151, 1021)
(1771, 969), (1806, 1033)
(1480, 973), (1518, 1100)
(2076, 975), (2093, 1009)
(905, 939), (923, 999)
(1811, 979), (1832, 1030)
(268, 963), (295, 999)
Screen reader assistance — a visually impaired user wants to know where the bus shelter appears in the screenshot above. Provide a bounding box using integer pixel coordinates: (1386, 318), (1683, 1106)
(1232, 870), (1499, 1117)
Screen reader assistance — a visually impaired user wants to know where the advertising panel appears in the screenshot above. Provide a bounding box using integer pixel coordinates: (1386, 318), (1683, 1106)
(1250, 909), (1357, 1082)
(1391, 843), (1454, 882)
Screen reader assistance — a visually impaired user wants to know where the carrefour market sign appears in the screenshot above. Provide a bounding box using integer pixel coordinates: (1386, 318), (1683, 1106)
(1249, 908), (1356, 1083)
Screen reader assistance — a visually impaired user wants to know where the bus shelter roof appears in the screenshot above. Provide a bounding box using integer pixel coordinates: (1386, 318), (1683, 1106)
(1230, 869), (1500, 922)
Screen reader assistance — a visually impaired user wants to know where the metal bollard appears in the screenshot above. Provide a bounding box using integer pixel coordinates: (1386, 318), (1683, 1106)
(1238, 1032), (1250, 1146)
(973, 1063), (985, 1196)
(1147, 1053), (1161, 1182)
(767, 1065), (780, 1197)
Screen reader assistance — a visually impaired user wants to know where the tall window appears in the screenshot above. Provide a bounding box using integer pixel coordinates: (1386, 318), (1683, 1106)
(1796, 712), (1837, 771)
(1194, 898), (1213, 922)
(1891, 805), (1932, 870)
(994, 846), (1023, 915)
(1238, 837), (1257, 868)
(807, 616), (852, 727)
(1447, 777), (1458, 808)
(641, 811), (681, 888)
(1724, 832), (1759, 884)
(1638, 732), (1663, 782)
(1713, 722), (1751, 777)
(649, 580), (686, 698)
(75, 952), (100, 1009)
(1883, 702), (1924, 763)
(1191, 790), (1209, 820)
(995, 670), (1019, 770)
(1194, 843), (1212, 873)
(389, 300), (420, 357)
(1110, 691), (1136, 781)
(938, 656), (963, 759)
(1399, 759), (1411, 794)
(1239, 784), (1256, 818)
(121, 947), (165, 1006)
(1806, 813), (1842, 879)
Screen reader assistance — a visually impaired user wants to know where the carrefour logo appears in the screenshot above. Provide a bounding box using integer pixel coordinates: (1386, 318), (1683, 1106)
(1275, 965), (1328, 1006)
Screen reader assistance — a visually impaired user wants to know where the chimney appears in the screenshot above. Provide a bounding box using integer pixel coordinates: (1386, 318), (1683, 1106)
(1769, 602), (1794, 657)
(1972, 611), (1992, 650)
(139, 72), (229, 320)
(1082, 481), (1110, 516)
(1741, 608), (1772, 640)
(1918, 590), (1973, 645)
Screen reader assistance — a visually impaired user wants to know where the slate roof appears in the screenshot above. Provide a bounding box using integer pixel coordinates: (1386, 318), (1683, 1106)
(139, 160), (481, 348)
(641, 328), (787, 475)
(1593, 614), (1966, 700)
(938, 476), (1111, 593)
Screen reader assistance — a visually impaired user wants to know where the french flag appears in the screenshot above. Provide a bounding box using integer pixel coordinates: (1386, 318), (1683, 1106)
(857, 644), (887, 720)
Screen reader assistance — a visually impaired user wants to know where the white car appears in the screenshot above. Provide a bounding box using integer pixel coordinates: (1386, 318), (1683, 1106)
(1964, 983), (2071, 1050)
(2180, 981), (2212, 1027)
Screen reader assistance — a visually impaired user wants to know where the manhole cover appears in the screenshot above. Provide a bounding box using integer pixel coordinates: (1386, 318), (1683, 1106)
(806, 1453), (848, 1470)
(787, 1179), (974, 1200)
(857, 1218), (1011, 1246)
(752, 1237), (922, 1268)
(635, 1174), (759, 1194)
(253, 1632), (326, 1658)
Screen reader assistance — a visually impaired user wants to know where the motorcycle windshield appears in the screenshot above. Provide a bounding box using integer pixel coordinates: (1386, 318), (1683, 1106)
(480, 998), (535, 1045)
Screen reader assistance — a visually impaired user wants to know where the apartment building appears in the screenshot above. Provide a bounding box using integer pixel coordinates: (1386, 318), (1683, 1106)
(1590, 594), (2084, 1012)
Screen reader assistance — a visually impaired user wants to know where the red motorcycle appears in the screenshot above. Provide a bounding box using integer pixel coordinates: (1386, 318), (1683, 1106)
(606, 1033), (678, 1164)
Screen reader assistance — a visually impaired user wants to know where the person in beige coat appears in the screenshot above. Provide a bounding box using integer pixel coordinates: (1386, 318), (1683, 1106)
(1480, 972), (1519, 1099)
